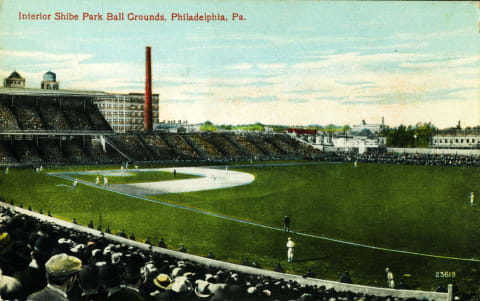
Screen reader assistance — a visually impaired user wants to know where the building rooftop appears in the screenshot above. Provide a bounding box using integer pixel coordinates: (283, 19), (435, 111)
(6, 71), (24, 80)
(436, 128), (480, 136)
(0, 86), (160, 98)
(0, 87), (108, 97)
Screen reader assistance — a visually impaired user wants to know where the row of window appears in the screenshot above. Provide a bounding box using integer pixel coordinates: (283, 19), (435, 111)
(434, 138), (479, 144)
(113, 125), (143, 130)
(96, 104), (159, 109)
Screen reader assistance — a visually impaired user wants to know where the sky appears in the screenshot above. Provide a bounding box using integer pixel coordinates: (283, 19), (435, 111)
(0, 0), (479, 128)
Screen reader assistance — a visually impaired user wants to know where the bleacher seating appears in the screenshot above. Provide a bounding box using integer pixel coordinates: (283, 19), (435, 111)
(141, 134), (177, 160)
(231, 134), (266, 159)
(62, 98), (95, 131)
(63, 139), (90, 163)
(266, 134), (296, 154)
(0, 100), (20, 130)
(11, 102), (45, 130)
(0, 131), (478, 167)
(108, 134), (155, 161)
(189, 133), (224, 160)
(277, 134), (323, 157)
(38, 100), (71, 130)
(12, 141), (43, 164)
(86, 139), (124, 164)
(246, 134), (283, 157)
(163, 134), (199, 160)
(37, 140), (65, 163)
(0, 142), (17, 164)
(86, 102), (111, 131)
(0, 96), (112, 132)
(206, 133), (245, 159)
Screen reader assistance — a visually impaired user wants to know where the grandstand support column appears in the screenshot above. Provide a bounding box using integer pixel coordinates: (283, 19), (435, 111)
(144, 46), (153, 132)
(447, 284), (453, 301)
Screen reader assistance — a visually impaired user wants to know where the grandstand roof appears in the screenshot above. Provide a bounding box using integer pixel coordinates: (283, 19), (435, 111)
(6, 71), (24, 79)
(0, 87), (161, 99)
(0, 87), (108, 97)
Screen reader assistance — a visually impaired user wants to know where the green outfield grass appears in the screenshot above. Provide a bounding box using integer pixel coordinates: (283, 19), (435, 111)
(0, 162), (479, 292)
(70, 170), (199, 184)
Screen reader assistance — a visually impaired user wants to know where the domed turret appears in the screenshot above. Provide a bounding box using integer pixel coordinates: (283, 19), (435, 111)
(41, 70), (59, 90)
(43, 71), (56, 82)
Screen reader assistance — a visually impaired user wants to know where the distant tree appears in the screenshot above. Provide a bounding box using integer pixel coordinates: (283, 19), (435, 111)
(273, 126), (287, 133)
(200, 121), (217, 132)
(233, 123), (265, 131)
(384, 123), (436, 147)
(325, 124), (340, 133)
(414, 122), (436, 148)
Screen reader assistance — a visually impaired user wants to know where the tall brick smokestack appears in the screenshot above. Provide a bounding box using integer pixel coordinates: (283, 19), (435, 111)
(144, 46), (152, 132)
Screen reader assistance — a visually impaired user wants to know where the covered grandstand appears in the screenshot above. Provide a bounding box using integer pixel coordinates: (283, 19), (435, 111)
(0, 88), (325, 166)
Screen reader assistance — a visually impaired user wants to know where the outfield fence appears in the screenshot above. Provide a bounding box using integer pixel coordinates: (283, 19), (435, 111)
(0, 202), (451, 301)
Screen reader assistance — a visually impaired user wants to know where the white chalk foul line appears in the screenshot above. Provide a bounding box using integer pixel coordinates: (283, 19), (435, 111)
(47, 171), (480, 263)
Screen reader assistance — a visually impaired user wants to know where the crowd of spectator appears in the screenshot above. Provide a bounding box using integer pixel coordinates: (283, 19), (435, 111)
(0, 96), (113, 133)
(189, 134), (224, 160)
(164, 134), (200, 160)
(0, 205), (456, 301)
(245, 135), (282, 158)
(109, 135), (155, 162)
(85, 103), (111, 131)
(231, 135), (265, 159)
(276, 135), (323, 158)
(12, 142), (43, 164)
(12, 103), (45, 131)
(37, 142), (65, 164)
(63, 140), (90, 163)
(319, 151), (479, 167)
(266, 136), (296, 155)
(208, 133), (244, 159)
(38, 102), (70, 131)
(85, 140), (124, 164)
(141, 135), (177, 160)
(0, 131), (479, 167)
(0, 101), (20, 130)
(62, 108), (94, 131)
(0, 143), (17, 165)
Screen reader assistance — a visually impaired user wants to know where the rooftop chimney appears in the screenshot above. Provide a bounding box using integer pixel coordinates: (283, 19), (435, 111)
(144, 46), (153, 132)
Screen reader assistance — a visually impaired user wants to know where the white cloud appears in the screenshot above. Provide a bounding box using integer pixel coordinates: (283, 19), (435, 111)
(225, 63), (253, 70)
(0, 50), (93, 63)
(1, 47), (478, 128)
(292, 52), (431, 70)
(157, 96), (479, 128)
(393, 28), (472, 41)
(257, 63), (286, 70)
(400, 55), (480, 69)
(355, 42), (429, 51)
